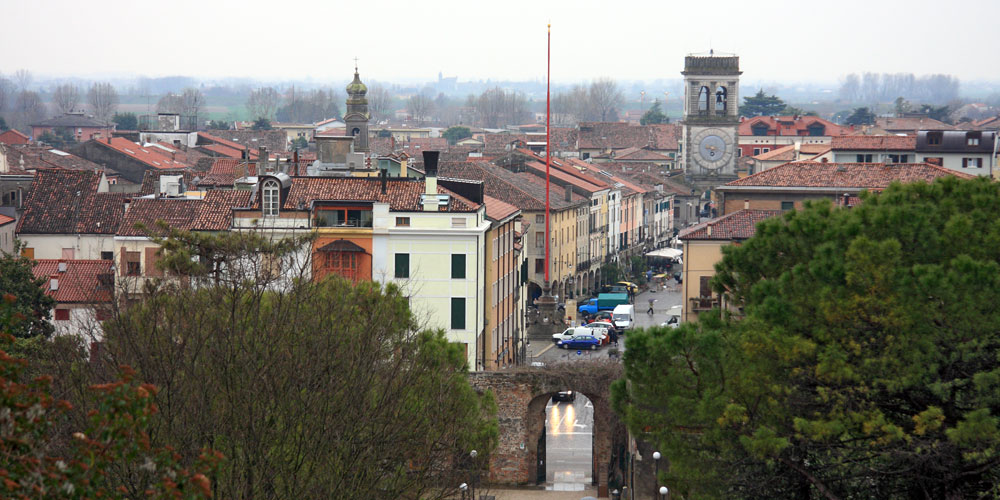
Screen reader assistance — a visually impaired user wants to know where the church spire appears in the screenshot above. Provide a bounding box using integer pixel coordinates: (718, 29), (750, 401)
(344, 61), (370, 153)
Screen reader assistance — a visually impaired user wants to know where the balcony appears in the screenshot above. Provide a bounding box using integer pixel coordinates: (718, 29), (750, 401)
(689, 296), (720, 311)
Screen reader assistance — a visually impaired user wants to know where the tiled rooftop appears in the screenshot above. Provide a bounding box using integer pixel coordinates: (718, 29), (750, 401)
(678, 209), (782, 241)
(32, 259), (114, 304)
(722, 161), (974, 189)
(17, 169), (124, 235)
(830, 135), (916, 151)
(118, 190), (252, 237)
(275, 176), (479, 213)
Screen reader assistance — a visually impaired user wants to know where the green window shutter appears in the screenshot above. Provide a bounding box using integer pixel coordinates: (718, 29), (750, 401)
(521, 259), (528, 284)
(394, 253), (409, 278)
(451, 297), (466, 330)
(452, 254), (466, 279)
(781, 201), (794, 211)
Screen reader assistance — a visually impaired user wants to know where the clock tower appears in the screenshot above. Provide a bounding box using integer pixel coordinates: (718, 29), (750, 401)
(681, 53), (741, 188)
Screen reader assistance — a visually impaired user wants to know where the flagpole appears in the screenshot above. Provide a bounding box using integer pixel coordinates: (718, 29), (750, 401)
(545, 23), (551, 287)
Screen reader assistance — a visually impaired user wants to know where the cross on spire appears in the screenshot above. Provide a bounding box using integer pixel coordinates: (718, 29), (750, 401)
(353, 56), (359, 72)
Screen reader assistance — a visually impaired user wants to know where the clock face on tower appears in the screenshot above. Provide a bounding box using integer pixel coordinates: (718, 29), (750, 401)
(693, 128), (734, 171)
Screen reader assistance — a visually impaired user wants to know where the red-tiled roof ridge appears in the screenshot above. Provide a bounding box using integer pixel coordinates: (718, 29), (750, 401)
(275, 176), (480, 213)
(197, 131), (260, 156)
(830, 135), (916, 150)
(678, 209), (783, 241)
(96, 137), (190, 169)
(724, 161), (975, 189)
(0, 214), (14, 226)
(483, 195), (519, 222)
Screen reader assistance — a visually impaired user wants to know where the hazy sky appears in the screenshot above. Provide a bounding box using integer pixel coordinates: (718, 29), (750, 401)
(4, 0), (999, 85)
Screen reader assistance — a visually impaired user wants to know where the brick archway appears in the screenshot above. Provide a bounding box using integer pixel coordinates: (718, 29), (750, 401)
(469, 360), (625, 497)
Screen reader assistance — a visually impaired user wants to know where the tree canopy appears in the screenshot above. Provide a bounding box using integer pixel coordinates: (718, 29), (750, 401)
(0, 243), (55, 338)
(640, 99), (668, 125)
(112, 112), (138, 131)
(844, 106), (876, 126)
(740, 89), (787, 117)
(49, 229), (497, 499)
(442, 126), (472, 144)
(614, 177), (1000, 499)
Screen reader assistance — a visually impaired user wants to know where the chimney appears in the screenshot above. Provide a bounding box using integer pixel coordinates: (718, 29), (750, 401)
(843, 193), (850, 206)
(380, 169), (388, 194)
(293, 149), (299, 176)
(564, 184), (572, 202)
(50, 275), (59, 291)
(422, 151), (440, 211)
(258, 146), (268, 175)
(106, 136), (112, 145)
(707, 223), (713, 237)
(744, 199), (749, 210)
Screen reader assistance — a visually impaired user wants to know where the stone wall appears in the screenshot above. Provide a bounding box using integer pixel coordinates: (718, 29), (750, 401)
(468, 361), (625, 498)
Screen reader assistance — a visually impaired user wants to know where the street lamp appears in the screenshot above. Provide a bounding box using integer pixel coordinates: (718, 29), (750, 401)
(652, 451), (661, 498)
(459, 482), (468, 500)
(469, 450), (479, 500)
(659, 485), (669, 499)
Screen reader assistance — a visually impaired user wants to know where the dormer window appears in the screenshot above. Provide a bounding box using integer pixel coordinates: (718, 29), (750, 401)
(967, 132), (981, 146)
(927, 132), (942, 146)
(262, 179), (280, 216)
(751, 124), (770, 136)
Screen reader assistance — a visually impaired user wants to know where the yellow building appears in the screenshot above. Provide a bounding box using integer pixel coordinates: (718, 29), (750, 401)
(678, 209), (781, 323)
(482, 196), (523, 370)
(272, 123), (316, 145)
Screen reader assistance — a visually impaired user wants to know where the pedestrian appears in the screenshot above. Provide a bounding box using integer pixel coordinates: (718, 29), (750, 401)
(647, 298), (656, 315)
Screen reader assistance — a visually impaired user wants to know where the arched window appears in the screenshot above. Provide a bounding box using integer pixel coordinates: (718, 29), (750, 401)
(352, 127), (361, 136)
(262, 179), (279, 216)
(698, 86), (710, 114)
(715, 86), (728, 115)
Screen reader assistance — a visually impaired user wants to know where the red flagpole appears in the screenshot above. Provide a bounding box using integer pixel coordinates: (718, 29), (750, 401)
(545, 23), (551, 285)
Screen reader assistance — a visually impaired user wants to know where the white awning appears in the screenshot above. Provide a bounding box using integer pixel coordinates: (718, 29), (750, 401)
(645, 248), (683, 259)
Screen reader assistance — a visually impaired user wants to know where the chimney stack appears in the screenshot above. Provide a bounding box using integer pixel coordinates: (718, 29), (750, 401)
(744, 199), (749, 210)
(564, 184), (572, 202)
(707, 223), (713, 237)
(380, 169), (388, 194)
(422, 151), (440, 211)
(258, 146), (268, 175)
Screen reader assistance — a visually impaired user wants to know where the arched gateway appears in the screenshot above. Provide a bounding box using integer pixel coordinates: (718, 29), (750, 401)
(468, 361), (625, 497)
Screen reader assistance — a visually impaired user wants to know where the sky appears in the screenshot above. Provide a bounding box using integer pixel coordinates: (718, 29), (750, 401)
(3, 0), (1000, 86)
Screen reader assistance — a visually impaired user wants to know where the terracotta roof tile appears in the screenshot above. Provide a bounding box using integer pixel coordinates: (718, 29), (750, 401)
(679, 209), (782, 240)
(17, 169), (124, 234)
(118, 190), (252, 237)
(739, 115), (851, 137)
(0, 214), (14, 226)
(0, 129), (30, 145)
(32, 259), (114, 303)
(2, 144), (107, 174)
(95, 137), (190, 169)
(830, 135), (916, 150)
(723, 161), (974, 189)
(577, 122), (680, 151)
(483, 195), (519, 222)
(197, 158), (242, 188)
(279, 176), (479, 213)
(875, 116), (956, 133)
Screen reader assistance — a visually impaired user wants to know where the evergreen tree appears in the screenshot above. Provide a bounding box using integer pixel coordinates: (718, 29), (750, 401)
(614, 177), (1000, 498)
(0, 242), (55, 338)
(640, 99), (668, 125)
(740, 89), (787, 117)
(844, 106), (877, 125)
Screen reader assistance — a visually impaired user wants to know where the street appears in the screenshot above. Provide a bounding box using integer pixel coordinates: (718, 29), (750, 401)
(528, 280), (684, 365)
(545, 396), (594, 491)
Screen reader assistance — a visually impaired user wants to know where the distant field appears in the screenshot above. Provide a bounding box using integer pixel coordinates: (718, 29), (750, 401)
(114, 103), (248, 121)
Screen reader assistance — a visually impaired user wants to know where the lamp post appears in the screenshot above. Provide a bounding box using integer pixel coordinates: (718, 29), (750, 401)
(652, 451), (661, 498)
(659, 485), (669, 499)
(459, 482), (468, 500)
(469, 449), (478, 500)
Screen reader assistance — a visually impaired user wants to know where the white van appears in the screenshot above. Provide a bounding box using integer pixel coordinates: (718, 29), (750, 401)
(661, 305), (683, 328)
(612, 304), (635, 330)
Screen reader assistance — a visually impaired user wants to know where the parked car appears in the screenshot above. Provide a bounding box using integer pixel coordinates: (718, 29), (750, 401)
(594, 310), (614, 323)
(616, 281), (639, 295)
(584, 321), (617, 344)
(661, 305), (683, 328)
(558, 335), (602, 350)
(553, 326), (607, 343)
(552, 390), (576, 402)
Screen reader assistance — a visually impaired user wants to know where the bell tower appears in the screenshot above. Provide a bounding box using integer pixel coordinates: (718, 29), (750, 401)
(344, 61), (370, 153)
(681, 53), (741, 188)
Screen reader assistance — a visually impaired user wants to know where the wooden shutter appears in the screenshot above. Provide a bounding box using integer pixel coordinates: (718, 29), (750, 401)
(699, 276), (712, 298)
(120, 247), (127, 276)
(145, 247), (163, 277)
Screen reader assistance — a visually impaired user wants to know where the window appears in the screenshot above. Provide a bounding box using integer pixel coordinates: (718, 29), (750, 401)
(967, 132), (981, 146)
(751, 124), (770, 136)
(313, 207), (373, 227)
(856, 154), (873, 163)
(452, 254), (466, 279)
(535, 258), (544, 273)
(451, 297), (466, 330)
(781, 201), (795, 211)
(535, 214), (544, 224)
(100, 251), (113, 260)
(927, 132), (942, 145)
(394, 253), (409, 278)
(535, 231), (544, 248)
(752, 148), (761, 156)
(55, 309), (69, 321)
(124, 251), (141, 276)
(395, 217), (410, 226)
(715, 86), (727, 115)
(262, 180), (280, 216)
(699, 276), (712, 298)
(451, 217), (467, 228)
(808, 124), (826, 136)
(963, 158), (983, 168)
(762, 148), (770, 153)
(886, 154), (909, 163)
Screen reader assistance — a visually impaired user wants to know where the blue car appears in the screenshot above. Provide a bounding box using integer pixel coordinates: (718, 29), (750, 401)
(558, 335), (601, 350)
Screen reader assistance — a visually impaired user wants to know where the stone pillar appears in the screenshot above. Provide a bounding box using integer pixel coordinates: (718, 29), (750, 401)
(528, 280), (558, 338)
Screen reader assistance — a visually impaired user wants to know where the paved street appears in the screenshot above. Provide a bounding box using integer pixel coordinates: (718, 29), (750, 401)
(528, 278), (684, 365)
(545, 396), (594, 491)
